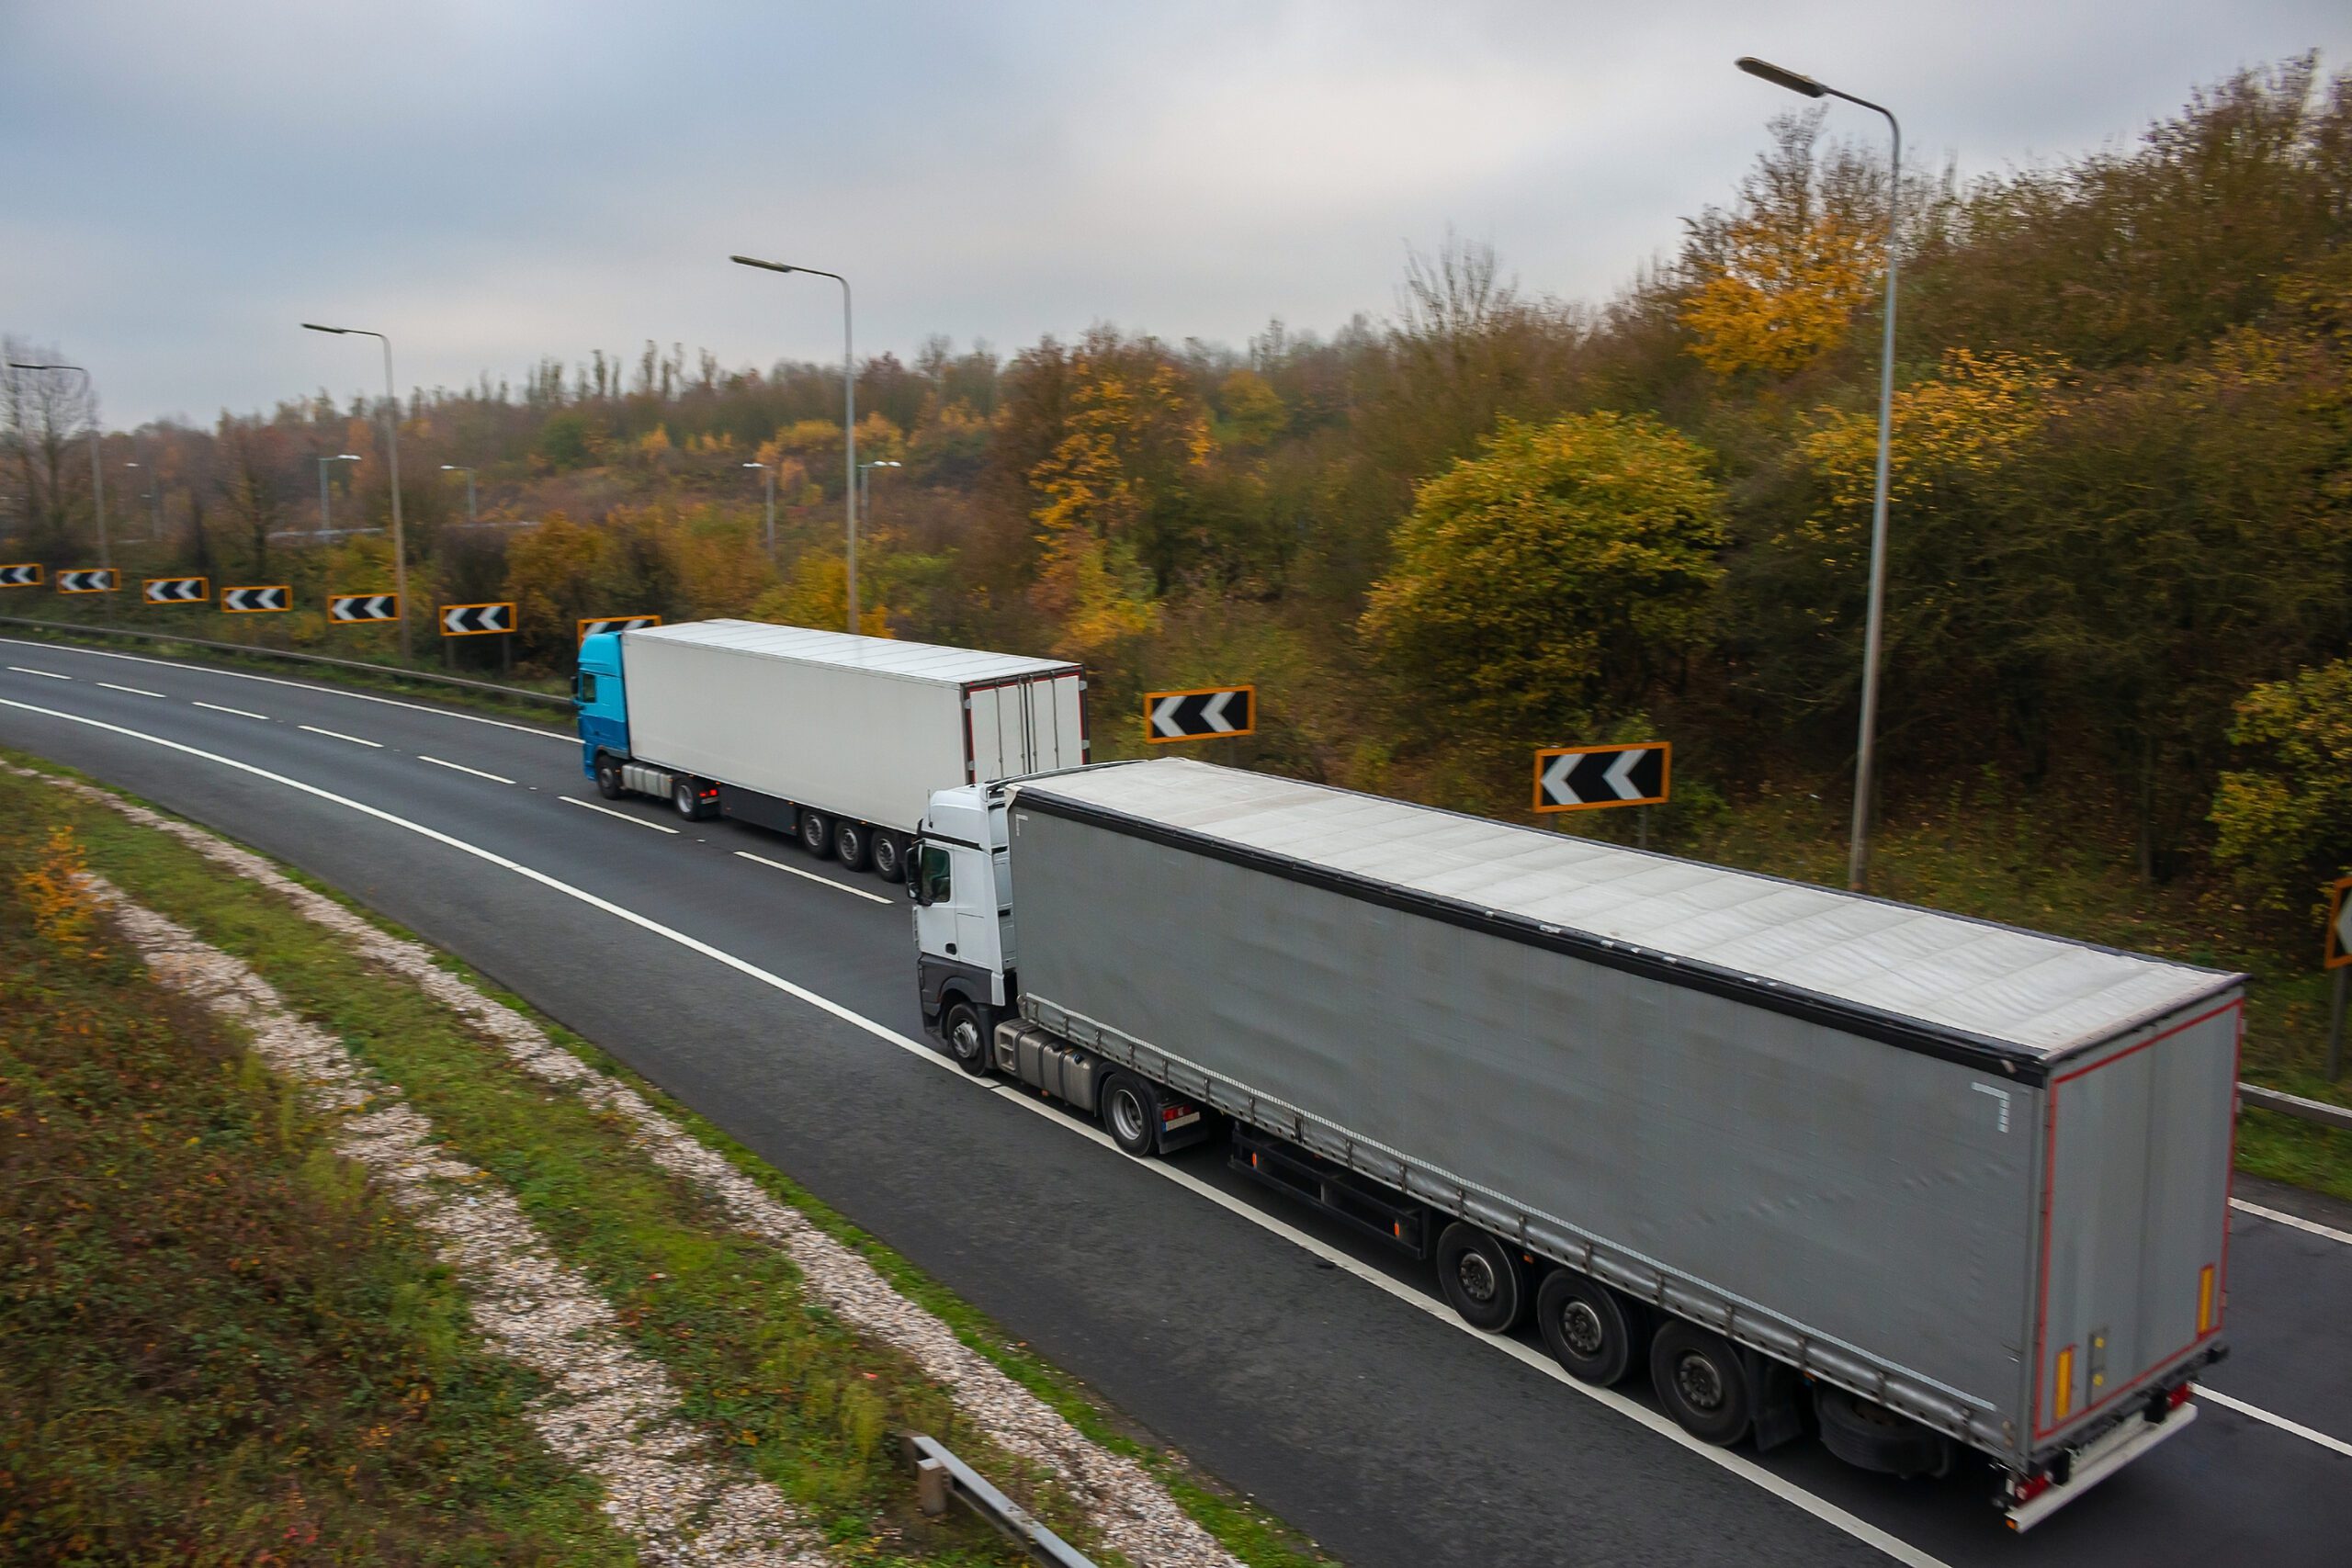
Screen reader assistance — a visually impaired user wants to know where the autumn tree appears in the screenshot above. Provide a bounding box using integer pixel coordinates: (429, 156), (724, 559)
(1361, 412), (1727, 755)
(2211, 660), (2352, 922)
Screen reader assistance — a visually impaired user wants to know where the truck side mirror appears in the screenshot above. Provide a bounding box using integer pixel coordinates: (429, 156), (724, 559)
(910, 840), (931, 905)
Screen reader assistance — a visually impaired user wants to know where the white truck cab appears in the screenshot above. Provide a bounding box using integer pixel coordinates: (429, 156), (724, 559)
(912, 783), (1016, 1073)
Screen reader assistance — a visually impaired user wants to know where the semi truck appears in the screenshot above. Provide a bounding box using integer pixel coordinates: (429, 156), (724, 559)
(573, 619), (1086, 883)
(911, 757), (2241, 1529)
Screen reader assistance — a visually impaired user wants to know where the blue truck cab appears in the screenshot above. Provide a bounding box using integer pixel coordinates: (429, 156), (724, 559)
(574, 630), (629, 780)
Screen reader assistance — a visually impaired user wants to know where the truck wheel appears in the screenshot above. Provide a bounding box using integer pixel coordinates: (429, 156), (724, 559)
(798, 809), (835, 858)
(870, 830), (905, 884)
(1435, 1223), (1526, 1333)
(836, 820), (872, 870)
(1536, 1269), (1644, 1385)
(595, 758), (626, 800)
(941, 999), (994, 1077)
(1650, 1322), (1753, 1446)
(1815, 1386), (1952, 1478)
(1101, 1072), (1159, 1157)
(673, 777), (705, 819)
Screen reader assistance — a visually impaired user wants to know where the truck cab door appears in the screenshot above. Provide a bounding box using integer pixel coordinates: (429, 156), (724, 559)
(913, 841), (998, 990)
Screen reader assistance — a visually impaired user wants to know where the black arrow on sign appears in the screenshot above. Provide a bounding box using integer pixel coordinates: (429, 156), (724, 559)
(330, 594), (399, 623)
(143, 577), (208, 604)
(0, 564), (40, 587)
(441, 603), (514, 636)
(1144, 686), (1255, 742)
(223, 586), (289, 613)
(58, 569), (117, 592)
(1534, 743), (1670, 812)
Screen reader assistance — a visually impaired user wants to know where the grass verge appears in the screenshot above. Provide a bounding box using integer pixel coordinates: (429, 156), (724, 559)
(0, 751), (1331, 1568)
(0, 820), (634, 1563)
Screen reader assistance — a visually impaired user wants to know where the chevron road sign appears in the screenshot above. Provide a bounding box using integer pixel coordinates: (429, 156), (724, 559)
(440, 601), (515, 637)
(328, 592), (400, 624)
(57, 568), (119, 593)
(222, 584), (291, 614)
(1533, 741), (1671, 814)
(142, 575), (210, 604)
(2328, 876), (2351, 970)
(578, 615), (662, 641)
(1144, 684), (1256, 743)
(0, 563), (41, 587)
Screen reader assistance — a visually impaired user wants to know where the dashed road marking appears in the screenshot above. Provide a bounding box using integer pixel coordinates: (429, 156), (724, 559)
(2233, 1198), (2352, 1249)
(419, 754), (515, 785)
(194, 701), (272, 720)
(6, 665), (70, 679)
(299, 724), (383, 749)
(561, 795), (678, 833)
(2199, 1388), (2352, 1460)
(734, 851), (896, 905)
(96, 682), (166, 698)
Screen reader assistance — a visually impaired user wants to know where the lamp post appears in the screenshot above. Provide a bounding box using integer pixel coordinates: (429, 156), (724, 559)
(8, 361), (107, 570)
(302, 323), (411, 657)
(1736, 55), (1902, 893)
(858, 458), (900, 518)
(440, 464), (477, 523)
(318, 453), (362, 536)
(742, 461), (776, 556)
(730, 254), (858, 634)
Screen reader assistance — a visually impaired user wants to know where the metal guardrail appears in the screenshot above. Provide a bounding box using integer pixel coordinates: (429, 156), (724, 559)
(899, 1432), (1096, 1568)
(0, 614), (571, 709)
(2240, 1082), (2352, 1134)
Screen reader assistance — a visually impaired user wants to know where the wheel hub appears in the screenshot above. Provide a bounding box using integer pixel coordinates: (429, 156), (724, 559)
(1560, 1301), (1605, 1358)
(1456, 1252), (1498, 1304)
(1674, 1351), (1724, 1412)
(1112, 1089), (1146, 1144)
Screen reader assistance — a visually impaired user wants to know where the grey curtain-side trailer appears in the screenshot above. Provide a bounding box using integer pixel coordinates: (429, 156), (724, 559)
(910, 758), (2240, 1529)
(574, 619), (1085, 884)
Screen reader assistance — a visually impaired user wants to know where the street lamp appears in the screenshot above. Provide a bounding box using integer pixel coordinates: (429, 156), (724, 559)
(440, 464), (477, 524)
(7, 361), (106, 570)
(124, 459), (163, 541)
(742, 461), (776, 556)
(731, 254), (859, 634)
(1736, 55), (1903, 893)
(303, 322), (411, 657)
(318, 453), (362, 536)
(858, 458), (900, 518)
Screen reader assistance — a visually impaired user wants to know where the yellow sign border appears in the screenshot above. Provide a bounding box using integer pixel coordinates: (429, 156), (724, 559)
(141, 575), (211, 605)
(58, 568), (119, 594)
(2327, 874), (2351, 970)
(221, 584), (292, 614)
(0, 562), (42, 587)
(439, 601), (517, 637)
(577, 615), (662, 642)
(1141, 683), (1258, 744)
(327, 592), (401, 625)
(1532, 741), (1673, 814)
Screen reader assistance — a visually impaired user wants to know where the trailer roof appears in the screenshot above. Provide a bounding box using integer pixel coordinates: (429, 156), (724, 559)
(628, 620), (1079, 685)
(1013, 759), (2238, 1063)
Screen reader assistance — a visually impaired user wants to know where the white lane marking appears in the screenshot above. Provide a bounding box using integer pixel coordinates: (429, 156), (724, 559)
(2233, 1198), (2352, 1249)
(561, 795), (678, 833)
(299, 724), (383, 749)
(734, 850), (896, 905)
(6, 665), (72, 680)
(97, 682), (166, 698)
(0, 693), (1956, 1568)
(0, 635), (571, 743)
(194, 701), (272, 720)
(2199, 1388), (2352, 1460)
(419, 754), (515, 785)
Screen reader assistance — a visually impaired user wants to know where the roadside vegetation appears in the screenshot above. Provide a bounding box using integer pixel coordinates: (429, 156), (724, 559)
(0, 751), (1329, 1567)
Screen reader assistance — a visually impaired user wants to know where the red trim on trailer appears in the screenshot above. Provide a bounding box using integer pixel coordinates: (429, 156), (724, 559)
(960, 683), (976, 784)
(1077, 665), (1092, 761)
(2030, 997), (2242, 1438)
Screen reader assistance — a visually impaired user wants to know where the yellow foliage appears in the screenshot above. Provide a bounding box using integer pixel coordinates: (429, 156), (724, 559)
(18, 822), (97, 959)
(749, 549), (890, 636)
(1800, 349), (2065, 512)
(635, 425), (673, 461)
(776, 420), (842, 455)
(1680, 207), (1880, 377)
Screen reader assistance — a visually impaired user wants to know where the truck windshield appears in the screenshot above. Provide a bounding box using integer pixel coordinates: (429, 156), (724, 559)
(919, 844), (953, 904)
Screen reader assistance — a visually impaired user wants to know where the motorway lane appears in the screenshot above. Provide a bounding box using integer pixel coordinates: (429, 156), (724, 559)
(4, 646), (2349, 1566)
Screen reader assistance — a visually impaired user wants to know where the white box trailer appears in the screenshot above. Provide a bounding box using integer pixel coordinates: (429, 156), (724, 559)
(912, 758), (2241, 1527)
(574, 619), (1085, 882)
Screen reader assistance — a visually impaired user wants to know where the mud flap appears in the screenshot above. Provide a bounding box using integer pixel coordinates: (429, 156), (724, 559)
(1744, 1349), (1805, 1453)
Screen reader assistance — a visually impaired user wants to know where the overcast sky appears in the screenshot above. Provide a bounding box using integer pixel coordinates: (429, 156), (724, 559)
(5, 1), (2346, 429)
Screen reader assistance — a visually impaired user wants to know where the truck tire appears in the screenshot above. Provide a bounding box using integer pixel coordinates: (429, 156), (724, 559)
(1650, 1322), (1753, 1446)
(595, 757), (626, 800)
(1536, 1269), (1644, 1386)
(673, 777), (706, 820)
(835, 820), (872, 871)
(870, 829), (906, 884)
(1101, 1072), (1160, 1157)
(798, 809), (835, 858)
(1435, 1223), (1526, 1333)
(1815, 1386), (1951, 1478)
(941, 999), (994, 1077)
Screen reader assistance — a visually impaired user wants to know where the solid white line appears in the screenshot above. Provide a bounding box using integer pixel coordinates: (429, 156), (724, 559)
(97, 682), (167, 698)
(2199, 1387), (2352, 1461)
(560, 795), (678, 833)
(0, 635), (571, 743)
(419, 754), (515, 785)
(2233, 1198), (2352, 1249)
(6, 665), (71, 679)
(0, 693), (1951, 1568)
(194, 701), (271, 720)
(299, 724), (383, 749)
(734, 850), (896, 905)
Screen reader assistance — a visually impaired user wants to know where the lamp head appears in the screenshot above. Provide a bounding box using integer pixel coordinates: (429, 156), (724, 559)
(1736, 56), (1826, 97)
(300, 322), (349, 334)
(730, 254), (797, 275)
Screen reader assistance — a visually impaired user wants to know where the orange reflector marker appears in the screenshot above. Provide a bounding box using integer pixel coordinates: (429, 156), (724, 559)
(2198, 1264), (2217, 1335)
(2054, 1346), (2076, 1420)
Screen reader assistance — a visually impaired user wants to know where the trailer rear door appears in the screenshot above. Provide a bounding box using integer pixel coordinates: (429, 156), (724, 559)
(2032, 997), (2238, 1447)
(967, 672), (1083, 782)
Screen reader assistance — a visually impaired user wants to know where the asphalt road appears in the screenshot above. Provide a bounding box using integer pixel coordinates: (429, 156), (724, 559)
(5, 635), (2348, 1568)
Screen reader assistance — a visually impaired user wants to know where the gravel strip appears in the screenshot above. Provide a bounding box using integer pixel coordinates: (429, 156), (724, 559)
(77, 870), (834, 1568)
(19, 764), (1241, 1568)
